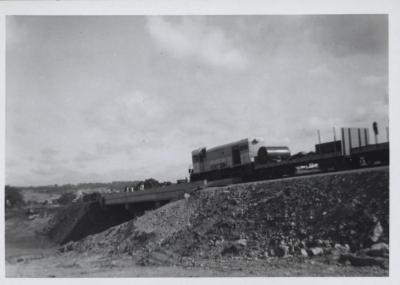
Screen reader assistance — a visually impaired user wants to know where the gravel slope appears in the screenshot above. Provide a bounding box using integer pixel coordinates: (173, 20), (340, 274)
(60, 168), (388, 273)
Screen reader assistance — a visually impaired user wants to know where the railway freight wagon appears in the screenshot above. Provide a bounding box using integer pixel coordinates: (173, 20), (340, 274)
(254, 127), (389, 177)
(189, 137), (290, 182)
(305, 127), (388, 170)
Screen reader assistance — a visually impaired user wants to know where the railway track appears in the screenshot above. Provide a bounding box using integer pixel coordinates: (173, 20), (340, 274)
(97, 165), (389, 208)
(240, 165), (389, 186)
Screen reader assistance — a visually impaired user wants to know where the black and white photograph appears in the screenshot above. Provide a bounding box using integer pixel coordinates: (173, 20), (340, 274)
(1, 0), (399, 282)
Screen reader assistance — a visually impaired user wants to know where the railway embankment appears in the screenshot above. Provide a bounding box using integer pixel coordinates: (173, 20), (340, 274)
(58, 167), (389, 270)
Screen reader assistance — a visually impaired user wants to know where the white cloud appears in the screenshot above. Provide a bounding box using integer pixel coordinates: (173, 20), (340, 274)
(83, 90), (166, 134)
(146, 17), (248, 71)
(309, 64), (332, 78)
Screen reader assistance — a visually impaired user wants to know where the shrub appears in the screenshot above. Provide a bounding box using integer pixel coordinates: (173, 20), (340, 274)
(5, 185), (25, 208)
(144, 178), (160, 189)
(56, 192), (77, 205)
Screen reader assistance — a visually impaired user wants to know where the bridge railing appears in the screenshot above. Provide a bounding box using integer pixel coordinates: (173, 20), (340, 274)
(102, 180), (206, 206)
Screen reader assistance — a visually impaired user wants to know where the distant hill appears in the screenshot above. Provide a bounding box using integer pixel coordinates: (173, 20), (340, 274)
(14, 178), (172, 194)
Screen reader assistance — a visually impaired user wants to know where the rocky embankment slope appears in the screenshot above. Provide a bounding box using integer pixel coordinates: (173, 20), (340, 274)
(60, 168), (389, 269)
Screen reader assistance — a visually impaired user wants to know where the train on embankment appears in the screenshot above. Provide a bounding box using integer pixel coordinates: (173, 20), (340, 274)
(99, 124), (389, 208)
(189, 125), (389, 182)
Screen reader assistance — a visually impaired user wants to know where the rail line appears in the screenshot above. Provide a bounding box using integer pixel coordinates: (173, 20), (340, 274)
(98, 165), (388, 208)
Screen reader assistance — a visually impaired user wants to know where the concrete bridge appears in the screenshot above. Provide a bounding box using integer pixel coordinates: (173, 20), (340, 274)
(101, 180), (207, 207)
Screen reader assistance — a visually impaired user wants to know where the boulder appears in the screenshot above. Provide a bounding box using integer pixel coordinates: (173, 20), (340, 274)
(300, 248), (308, 257)
(276, 245), (289, 257)
(340, 254), (388, 269)
(371, 242), (389, 251)
(334, 243), (350, 253)
(221, 241), (242, 255)
(369, 220), (383, 243)
(308, 247), (324, 256)
(362, 242), (389, 257)
(236, 238), (247, 247)
(268, 248), (276, 257)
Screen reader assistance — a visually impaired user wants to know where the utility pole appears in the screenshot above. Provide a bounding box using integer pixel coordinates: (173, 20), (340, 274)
(386, 127), (389, 142)
(317, 130), (321, 144)
(373, 122), (378, 145)
(317, 130), (322, 154)
(333, 127), (337, 141)
(333, 127), (337, 152)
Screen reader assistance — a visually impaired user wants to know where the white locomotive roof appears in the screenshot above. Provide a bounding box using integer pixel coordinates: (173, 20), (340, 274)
(206, 137), (265, 152)
(191, 147), (205, 156)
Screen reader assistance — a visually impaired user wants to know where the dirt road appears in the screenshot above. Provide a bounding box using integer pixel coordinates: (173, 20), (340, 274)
(6, 248), (388, 277)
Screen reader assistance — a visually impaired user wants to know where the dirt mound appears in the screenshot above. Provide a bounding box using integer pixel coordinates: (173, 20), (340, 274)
(60, 199), (199, 255)
(62, 169), (389, 267)
(155, 170), (388, 263)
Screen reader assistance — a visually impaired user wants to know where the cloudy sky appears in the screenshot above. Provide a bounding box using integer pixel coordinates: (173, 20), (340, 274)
(6, 15), (388, 186)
